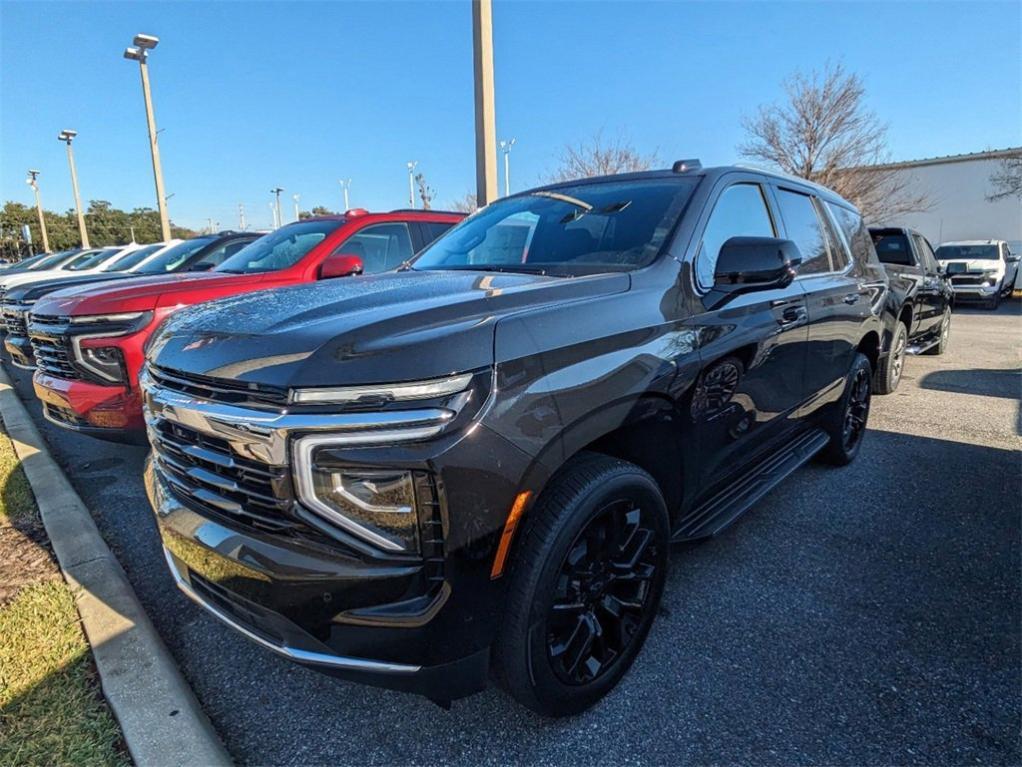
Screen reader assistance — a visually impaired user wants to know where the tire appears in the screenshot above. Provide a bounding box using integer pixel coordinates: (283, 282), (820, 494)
(988, 292), (1001, 310)
(874, 321), (907, 394)
(818, 353), (872, 466)
(923, 308), (951, 356)
(493, 453), (670, 717)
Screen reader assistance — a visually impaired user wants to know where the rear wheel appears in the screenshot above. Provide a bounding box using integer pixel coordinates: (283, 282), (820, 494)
(494, 453), (669, 717)
(923, 308), (951, 356)
(819, 353), (872, 466)
(874, 322), (907, 394)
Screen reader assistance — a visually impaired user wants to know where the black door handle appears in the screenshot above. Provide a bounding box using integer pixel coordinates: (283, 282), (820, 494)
(843, 293), (860, 305)
(780, 306), (807, 325)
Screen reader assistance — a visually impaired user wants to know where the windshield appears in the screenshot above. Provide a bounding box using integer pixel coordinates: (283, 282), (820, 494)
(412, 178), (697, 275)
(216, 220), (342, 274)
(30, 251), (79, 270)
(935, 244), (1000, 261)
(134, 237), (215, 274)
(102, 243), (165, 272)
(66, 248), (122, 271)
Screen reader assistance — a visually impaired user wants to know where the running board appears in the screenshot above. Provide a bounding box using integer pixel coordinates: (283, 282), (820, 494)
(672, 428), (830, 543)
(906, 338), (938, 355)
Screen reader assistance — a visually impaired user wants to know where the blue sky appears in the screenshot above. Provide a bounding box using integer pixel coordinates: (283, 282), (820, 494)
(2, 1), (1020, 232)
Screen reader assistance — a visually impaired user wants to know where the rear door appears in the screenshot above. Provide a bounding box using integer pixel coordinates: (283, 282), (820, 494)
(688, 177), (809, 491)
(773, 186), (868, 417)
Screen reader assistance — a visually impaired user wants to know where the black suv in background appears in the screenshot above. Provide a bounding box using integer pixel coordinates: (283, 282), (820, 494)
(869, 227), (953, 393)
(142, 163), (887, 715)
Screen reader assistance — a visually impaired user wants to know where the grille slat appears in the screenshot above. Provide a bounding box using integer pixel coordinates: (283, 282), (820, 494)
(29, 334), (80, 379)
(149, 364), (289, 407)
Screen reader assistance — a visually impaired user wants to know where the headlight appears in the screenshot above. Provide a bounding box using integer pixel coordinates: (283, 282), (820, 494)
(293, 435), (420, 552)
(70, 312), (147, 324)
(290, 372), (473, 405)
(72, 341), (127, 384)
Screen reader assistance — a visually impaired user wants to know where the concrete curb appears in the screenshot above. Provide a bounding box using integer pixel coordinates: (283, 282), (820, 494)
(0, 364), (232, 767)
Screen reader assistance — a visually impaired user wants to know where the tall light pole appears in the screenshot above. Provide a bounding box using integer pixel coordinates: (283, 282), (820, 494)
(339, 178), (351, 212)
(58, 130), (89, 248)
(292, 193), (301, 222)
(271, 188), (284, 228)
(472, 0), (498, 207)
(238, 202), (247, 230)
(124, 34), (171, 242)
(25, 170), (50, 253)
(499, 138), (516, 197)
(406, 161), (418, 207)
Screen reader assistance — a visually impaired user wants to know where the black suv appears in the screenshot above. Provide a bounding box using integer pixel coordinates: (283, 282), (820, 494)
(142, 164), (887, 715)
(869, 227), (953, 393)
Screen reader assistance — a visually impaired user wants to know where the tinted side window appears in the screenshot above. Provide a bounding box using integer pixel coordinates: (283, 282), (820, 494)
(696, 183), (775, 289)
(425, 222), (456, 244)
(913, 235), (939, 273)
(775, 189), (831, 275)
(337, 223), (414, 273)
(198, 239), (253, 268)
(815, 199), (849, 270)
(827, 203), (877, 266)
(872, 233), (915, 266)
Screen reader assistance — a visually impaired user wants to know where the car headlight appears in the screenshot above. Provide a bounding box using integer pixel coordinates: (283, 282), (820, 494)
(290, 372), (473, 405)
(70, 311), (147, 324)
(73, 341), (128, 384)
(293, 436), (421, 552)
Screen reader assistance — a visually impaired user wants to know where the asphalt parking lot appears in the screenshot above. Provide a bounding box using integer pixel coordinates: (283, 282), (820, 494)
(4, 303), (1020, 766)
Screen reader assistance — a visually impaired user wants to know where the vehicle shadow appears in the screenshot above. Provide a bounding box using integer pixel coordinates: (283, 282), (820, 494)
(918, 367), (1022, 400)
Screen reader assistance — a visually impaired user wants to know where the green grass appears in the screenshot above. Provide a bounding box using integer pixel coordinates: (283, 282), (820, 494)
(0, 424), (129, 767)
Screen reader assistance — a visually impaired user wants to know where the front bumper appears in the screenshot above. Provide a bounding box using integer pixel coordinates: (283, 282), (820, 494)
(32, 370), (146, 442)
(146, 458), (490, 700)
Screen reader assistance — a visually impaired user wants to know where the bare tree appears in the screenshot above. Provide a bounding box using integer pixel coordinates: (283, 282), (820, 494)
(449, 192), (478, 214)
(415, 173), (435, 210)
(549, 131), (658, 183)
(739, 63), (928, 222)
(987, 155), (1022, 202)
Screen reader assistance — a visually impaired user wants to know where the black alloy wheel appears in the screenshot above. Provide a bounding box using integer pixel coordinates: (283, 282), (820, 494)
(819, 352), (873, 466)
(842, 364), (871, 453)
(547, 499), (659, 686)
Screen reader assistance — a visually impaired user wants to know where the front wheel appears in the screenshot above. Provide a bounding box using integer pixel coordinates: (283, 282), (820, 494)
(494, 453), (669, 717)
(819, 353), (872, 466)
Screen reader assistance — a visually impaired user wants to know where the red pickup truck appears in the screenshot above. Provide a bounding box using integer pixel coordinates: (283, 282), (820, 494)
(29, 209), (463, 442)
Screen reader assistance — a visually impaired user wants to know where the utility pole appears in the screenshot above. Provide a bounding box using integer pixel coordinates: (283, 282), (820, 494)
(406, 162), (418, 207)
(271, 187), (284, 228)
(124, 34), (171, 241)
(499, 138), (516, 196)
(207, 218), (215, 234)
(472, 0), (498, 207)
(238, 203), (247, 230)
(58, 130), (90, 248)
(293, 193), (301, 222)
(339, 178), (351, 212)
(25, 170), (50, 252)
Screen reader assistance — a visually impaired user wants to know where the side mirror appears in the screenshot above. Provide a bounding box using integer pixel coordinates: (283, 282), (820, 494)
(319, 253), (364, 280)
(712, 237), (802, 298)
(1006, 254), (1020, 264)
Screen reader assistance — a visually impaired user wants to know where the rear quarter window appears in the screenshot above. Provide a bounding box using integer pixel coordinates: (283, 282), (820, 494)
(827, 203), (878, 266)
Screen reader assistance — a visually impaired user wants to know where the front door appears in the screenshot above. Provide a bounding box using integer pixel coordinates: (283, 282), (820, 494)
(687, 179), (810, 493)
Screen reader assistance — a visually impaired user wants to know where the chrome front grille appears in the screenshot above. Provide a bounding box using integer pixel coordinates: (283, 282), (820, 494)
(29, 331), (80, 379)
(950, 275), (989, 287)
(2, 308), (27, 337)
(149, 363), (289, 408)
(150, 418), (300, 534)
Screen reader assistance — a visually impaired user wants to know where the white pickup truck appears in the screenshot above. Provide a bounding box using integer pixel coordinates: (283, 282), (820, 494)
(935, 240), (1019, 309)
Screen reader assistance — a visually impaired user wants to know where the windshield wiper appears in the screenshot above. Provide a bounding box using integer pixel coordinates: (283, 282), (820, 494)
(437, 264), (560, 276)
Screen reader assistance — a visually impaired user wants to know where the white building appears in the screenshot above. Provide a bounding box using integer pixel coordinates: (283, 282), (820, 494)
(873, 147), (1021, 250)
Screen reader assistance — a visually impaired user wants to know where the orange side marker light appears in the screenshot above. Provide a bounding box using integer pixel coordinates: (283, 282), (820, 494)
(490, 491), (532, 579)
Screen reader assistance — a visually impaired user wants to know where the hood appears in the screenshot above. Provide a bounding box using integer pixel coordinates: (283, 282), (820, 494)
(3, 272), (135, 303)
(30, 271), (267, 317)
(149, 269), (629, 388)
(0, 268), (87, 292)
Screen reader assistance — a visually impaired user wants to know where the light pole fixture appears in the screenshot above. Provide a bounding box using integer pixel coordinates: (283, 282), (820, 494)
(406, 161), (418, 207)
(271, 187), (284, 228)
(58, 130), (90, 248)
(25, 170), (50, 252)
(124, 33), (171, 242)
(292, 193), (302, 222)
(339, 178), (351, 212)
(499, 137), (516, 197)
